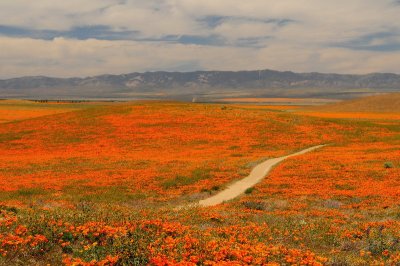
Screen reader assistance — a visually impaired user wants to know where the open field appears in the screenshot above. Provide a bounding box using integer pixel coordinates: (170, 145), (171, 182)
(0, 95), (399, 265)
(305, 93), (400, 113)
(296, 93), (400, 120)
(0, 100), (109, 124)
(214, 98), (340, 106)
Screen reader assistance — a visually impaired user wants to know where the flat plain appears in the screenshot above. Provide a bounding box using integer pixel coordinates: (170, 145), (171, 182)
(0, 95), (399, 265)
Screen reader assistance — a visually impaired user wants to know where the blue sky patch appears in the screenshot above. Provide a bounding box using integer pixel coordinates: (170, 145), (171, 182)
(334, 31), (400, 52)
(0, 25), (140, 41)
(198, 15), (296, 29)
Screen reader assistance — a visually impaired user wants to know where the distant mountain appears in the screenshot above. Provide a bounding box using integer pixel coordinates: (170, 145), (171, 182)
(1, 70), (400, 100)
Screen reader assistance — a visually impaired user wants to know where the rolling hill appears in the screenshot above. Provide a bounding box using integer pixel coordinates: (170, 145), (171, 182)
(309, 93), (400, 113)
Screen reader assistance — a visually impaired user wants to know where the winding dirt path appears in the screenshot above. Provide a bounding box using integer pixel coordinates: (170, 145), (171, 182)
(198, 145), (326, 207)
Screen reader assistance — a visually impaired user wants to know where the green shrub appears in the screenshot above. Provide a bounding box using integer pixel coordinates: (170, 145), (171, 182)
(244, 187), (255, 194)
(243, 201), (265, 210)
(211, 185), (220, 191)
(384, 162), (394, 169)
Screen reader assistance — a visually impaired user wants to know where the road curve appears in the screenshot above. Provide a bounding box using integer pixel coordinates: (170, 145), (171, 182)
(198, 145), (326, 207)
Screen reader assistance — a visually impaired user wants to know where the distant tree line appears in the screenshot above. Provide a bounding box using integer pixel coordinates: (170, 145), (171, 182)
(30, 100), (86, 103)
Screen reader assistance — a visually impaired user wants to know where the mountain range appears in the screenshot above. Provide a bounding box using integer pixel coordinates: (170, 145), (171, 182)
(1, 69), (400, 100)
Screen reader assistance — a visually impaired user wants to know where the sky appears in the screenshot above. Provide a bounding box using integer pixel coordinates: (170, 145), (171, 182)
(0, 0), (400, 78)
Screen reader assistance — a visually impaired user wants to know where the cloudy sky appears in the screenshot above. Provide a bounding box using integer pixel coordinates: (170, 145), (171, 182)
(1, 0), (400, 78)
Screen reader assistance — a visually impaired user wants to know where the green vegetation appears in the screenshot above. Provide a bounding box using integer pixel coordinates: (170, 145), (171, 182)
(0, 130), (34, 143)
(244, 187), (255, 194)
(162, 168), (212, 189)
(384, 161), (394, 168)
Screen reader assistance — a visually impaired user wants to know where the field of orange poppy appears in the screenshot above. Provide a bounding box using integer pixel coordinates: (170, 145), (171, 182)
(0, 98), (399, 265)
(0, 100), (104, 123)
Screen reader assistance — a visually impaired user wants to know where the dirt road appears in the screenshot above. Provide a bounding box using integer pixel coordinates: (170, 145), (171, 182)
(198, 145), (326, 207)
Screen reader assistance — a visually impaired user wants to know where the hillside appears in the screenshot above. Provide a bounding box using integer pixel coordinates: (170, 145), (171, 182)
(1, 69), (400, 100)
(1, 101), (399, 265)
(310, 93), (400, 113)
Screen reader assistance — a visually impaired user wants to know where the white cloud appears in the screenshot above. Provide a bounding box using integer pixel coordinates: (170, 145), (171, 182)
(1, 36), (400, 79)
(213, 20), (277, 41)
(0, 0), (399, 77)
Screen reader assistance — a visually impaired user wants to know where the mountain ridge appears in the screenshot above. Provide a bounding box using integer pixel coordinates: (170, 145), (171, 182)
(1, 69), (400, 100)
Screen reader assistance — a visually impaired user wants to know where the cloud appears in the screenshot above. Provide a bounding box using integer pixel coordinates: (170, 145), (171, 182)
(198, 16), (295, 29)
(0, 0), (399, 77)
(1, 36), (400, 79)
(333, 31), (400, 52)
(0, 25), (140, 41)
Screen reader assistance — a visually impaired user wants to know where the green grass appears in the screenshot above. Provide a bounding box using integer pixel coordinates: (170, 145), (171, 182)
(0, 130), (35, 143)
(65, 186), (149, 205)
(16, 187), (51, 197)
(0, 158), (153, 177)
(0, 158), (104, 176)
(0, 187), (53, 203)
(162, 168), (212, 189)
(334, 184), (356, 191)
